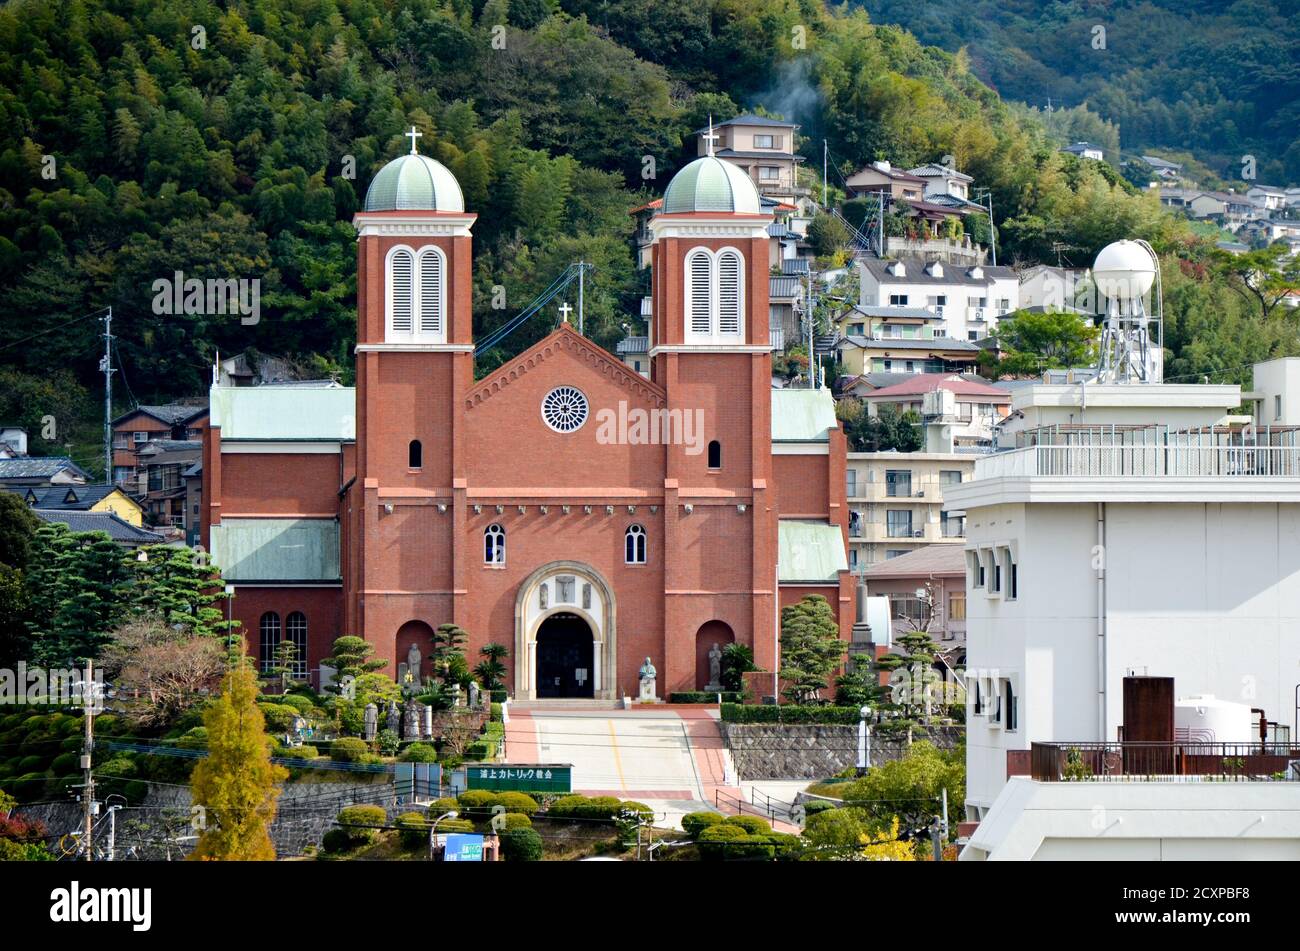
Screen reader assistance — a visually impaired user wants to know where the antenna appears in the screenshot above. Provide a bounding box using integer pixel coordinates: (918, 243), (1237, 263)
(99, 308), (114, 485)
(1093, 239), (1163, 384)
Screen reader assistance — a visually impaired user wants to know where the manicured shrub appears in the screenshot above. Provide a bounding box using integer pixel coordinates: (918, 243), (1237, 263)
(489, 703), (503, 722)
(257, 702), (301, 732)
(429, 798), (460, 817)
(123, 780), (149, 803)
(489, 690), (508, 704)
(50, 751), (80, 774)
(396, 811), (431, 848)
(330, 737), (369, 762)
(9, 773), (47, 803)
(488, 791), (539, 816)
(17, 755), (44, 773)
(681, 811), (726, 839)
(803, 799), (836, 816)
(498, 812), (532, 831)
(725, 814), (771, 835)
(437, 818), (476, 834)
(285, 744), (319, 760)
(336, 804), (387, 845)
(60, 736), (83, 753)
(500, 827), (543, 862)
(279, 694), (315, 715)
(456, 789), (496, 810)
(399, 742), (438, 763)
(377, 729), (401, 756)
(321, 828), (353, 854)
(669, 692), (743, 704)
(697, 824), (779, 861)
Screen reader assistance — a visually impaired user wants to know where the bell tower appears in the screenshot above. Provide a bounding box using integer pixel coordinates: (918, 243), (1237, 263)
(347, 131), (477, 657)
(648, 129), (781, 681)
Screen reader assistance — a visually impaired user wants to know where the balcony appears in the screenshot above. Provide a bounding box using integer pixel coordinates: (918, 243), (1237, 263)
(1026, 741), (1300, 782)
(975, 444), (1300, 480)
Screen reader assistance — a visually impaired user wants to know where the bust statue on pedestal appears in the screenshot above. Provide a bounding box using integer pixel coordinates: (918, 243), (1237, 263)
(638, 656), (657, 701)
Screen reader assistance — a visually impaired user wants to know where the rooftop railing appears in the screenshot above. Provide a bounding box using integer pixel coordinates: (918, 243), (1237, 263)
(975, 444), (1300, 479)
(1029, 741), (1300, 782)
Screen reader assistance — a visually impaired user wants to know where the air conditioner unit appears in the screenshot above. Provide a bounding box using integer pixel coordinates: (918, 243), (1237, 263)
(915, 489), (926, 497)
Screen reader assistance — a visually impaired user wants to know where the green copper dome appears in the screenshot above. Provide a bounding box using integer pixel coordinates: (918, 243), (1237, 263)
(363, 153), (465, 213)
(663, 155), (762, 215)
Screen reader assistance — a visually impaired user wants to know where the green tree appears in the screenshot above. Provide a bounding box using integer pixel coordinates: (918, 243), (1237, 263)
(0, 492), (39, 569)
(188, 665), (288, 861)
(779, 595), (845, 705)
(26, 525), (131, 664)
(319, 635), (388, 694)
(837, 741), (964, 851)
(986, 309), (1098, 377)
(847, 403), (923, 453)
(1213, 243), (1300, 322)
(131, 545), (238, 639)
(473, 642), (509, 691)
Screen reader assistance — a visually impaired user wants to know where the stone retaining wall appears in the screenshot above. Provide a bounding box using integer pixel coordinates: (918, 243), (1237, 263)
(718, 723), (963, 780)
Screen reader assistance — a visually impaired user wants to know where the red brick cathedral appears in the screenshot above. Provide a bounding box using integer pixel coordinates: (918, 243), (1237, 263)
(202, 141), (853, 699)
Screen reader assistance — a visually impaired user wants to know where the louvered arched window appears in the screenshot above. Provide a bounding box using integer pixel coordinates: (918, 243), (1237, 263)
(416, 247), (445, 338)
(484, 523), (505, 565)
(685, 249), (713, 337)
(625, 524), (647, 564)
(387, 247), (414, 337)
(716, 249), (743, 336)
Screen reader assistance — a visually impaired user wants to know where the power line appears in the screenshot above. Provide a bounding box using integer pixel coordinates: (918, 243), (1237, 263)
(0, 306), (109, 354)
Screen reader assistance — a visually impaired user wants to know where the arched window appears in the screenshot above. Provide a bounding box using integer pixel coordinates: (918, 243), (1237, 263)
(716, 249), (743, 336)
(285, 612), (307, 678)
(408, 439), (422, 468)
(416, 247), (445, 338)
(707, 440), (721, 469)
(259, 612), (280, 674)
(387, 247), (414, 337)
(484, 523), (505, 565)
(625, 524), (647, 564)
(685, 249), (713, 336)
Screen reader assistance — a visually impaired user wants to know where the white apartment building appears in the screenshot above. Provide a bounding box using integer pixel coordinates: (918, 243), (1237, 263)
(846, 451), (974, 573)
(859, 257), (1019, 342)
(946, 378), (1300, 836)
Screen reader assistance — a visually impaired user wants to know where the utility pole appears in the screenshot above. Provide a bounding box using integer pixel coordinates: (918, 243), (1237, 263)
(822, 139), (828, 209)
(878, 190), (886, 258)
(100, 308), (114, 485)
(806, 273), (815, 389)
(80, 658), (96, 861)
(975, 189), (996, 266)
(577, 261), (585, 336)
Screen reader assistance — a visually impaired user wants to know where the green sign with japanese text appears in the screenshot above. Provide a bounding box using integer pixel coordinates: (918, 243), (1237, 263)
(466, 764), (572, 792)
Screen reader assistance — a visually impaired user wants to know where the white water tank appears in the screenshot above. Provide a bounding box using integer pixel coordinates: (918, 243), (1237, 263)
(1174, 694), (1254, 743)
(1093, 239), (1156, 301)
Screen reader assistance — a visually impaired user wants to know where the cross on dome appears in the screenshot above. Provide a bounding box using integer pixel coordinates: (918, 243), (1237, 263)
(405, 125), (423, 155)
(702, 115), (720, 157)
(558, 302), (574, 323)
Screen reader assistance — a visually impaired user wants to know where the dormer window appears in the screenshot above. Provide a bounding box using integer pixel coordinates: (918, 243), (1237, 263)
(684, 247), (746, 342)
(967, 266), (983, 280)
(386, 244), (446, 343)
(925, 262), (943, 278)
(887, 261), (906, 277)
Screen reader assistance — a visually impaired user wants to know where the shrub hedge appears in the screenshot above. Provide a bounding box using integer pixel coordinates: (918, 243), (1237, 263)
(681, 811), (726, 839)
(500, 827), (543, 861)
(669, 692), (743, 704)
(330, 737), (369, 762)
(720, 703), (862, 725)
(335, 804), (386, 845)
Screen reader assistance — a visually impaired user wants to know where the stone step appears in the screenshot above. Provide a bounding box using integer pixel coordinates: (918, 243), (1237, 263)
(507, 699), (625, 712)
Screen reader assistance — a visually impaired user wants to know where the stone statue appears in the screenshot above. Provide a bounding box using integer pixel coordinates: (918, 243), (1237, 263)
(385, 699), (400, 735)
(638, 656), (657, 701)
(403, 698), (422, 741)
(422, 703), (434, 740)
(469, 682), (481, 708)
(539, 584), (548, 609)
(706, 643), (723, 692)
(582, 583), (592, 610)
(556, 575), (574, 603)
(363, 702), (378, 741)
(407, 642), (422, 686)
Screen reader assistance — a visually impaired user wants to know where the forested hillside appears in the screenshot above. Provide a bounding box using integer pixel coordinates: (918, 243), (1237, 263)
(0, 0), (1293, 475)
(854, 0), (1300, 182)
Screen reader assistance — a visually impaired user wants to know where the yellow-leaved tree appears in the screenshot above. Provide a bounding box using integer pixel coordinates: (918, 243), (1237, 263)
(188, 665), (288, 860)
(860, 817), (916, 862)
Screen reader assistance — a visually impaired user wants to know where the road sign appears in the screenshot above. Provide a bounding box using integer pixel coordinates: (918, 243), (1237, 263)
(465, 764), (572, 793)
(443, 833), (484, 862)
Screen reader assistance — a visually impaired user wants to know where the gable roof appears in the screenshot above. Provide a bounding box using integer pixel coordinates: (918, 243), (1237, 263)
(862, 544), (965, 579)
(33, 509), (165, 545)
(694, 113), (796, 133)
(465, 323), (666, 411)
(778, 520), (849, 583)
(908, 163), (973, 182)
(772, 388), (839, 442)
(112, 403), (208, 427)
(17, 485), (137, 511)
(859, 256), (1016, 285)
(866, 373), (1011, 400)
(210, 385), (357, 441)
(843, 335), (980, 353)
(0, 457), (89, 480)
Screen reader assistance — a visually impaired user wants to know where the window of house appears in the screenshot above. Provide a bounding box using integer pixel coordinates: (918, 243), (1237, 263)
(849, 322), (865, 335)
(939, 470), (963, 487)
(949, 593), (966, 621)
(1003, 679), (1018, 731)
(113, 434), (129, 449)
(941, 512), (965, 538)
(285, 612), (307, 677)
(970, 676), (983, 714)
(707, 440), (721, 469)
(968, 331), (978, 341)
(133, 432), (148, 443)
(408, 440), (422, 469)
(1009, 558), (1018, 600)
(753, 134), (775, 149)
(886, 509), (913, 537)
(991, 556), (1002, 594)
(758, 166), (779, 181)
(1276, 395), (1283, 420)
(484, 524), (505, 565)
(259, 612), (280, 674)
(625, 524), (647, 564)
(885, 549), (908, 559)
(845, 469), (858, 498)
(888, 294), (909, 306)
(885, 469), (912, 497)
(968, 550), (985, 588)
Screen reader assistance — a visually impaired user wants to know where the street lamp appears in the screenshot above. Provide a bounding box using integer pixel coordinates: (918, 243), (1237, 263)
(428, 810), (459, 861)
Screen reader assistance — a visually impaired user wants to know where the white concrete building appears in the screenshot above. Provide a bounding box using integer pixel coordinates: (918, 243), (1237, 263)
(859, 257), (1019, 342)
(946, 379), (1300, 829)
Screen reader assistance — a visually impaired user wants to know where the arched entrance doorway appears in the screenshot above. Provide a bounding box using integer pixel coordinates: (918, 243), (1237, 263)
(695, 620), (736, 691)
(515, 561), (617, 700)
(535, 613), (595, 699)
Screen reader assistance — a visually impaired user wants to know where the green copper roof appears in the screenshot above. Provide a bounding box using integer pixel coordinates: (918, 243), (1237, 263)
(778, 520), (849, 583)
(210, 385), (356, 441)
(363, 153), (465, 212)
(663, 155), (762, 214)
(771, 388), (838, 442)
(212, 518), (340, 582)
